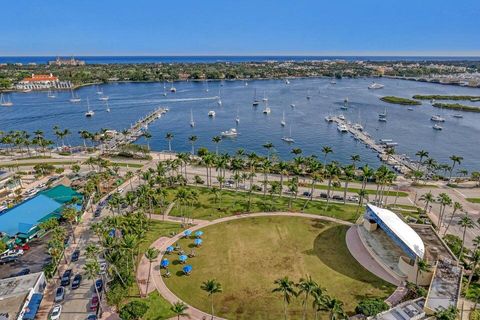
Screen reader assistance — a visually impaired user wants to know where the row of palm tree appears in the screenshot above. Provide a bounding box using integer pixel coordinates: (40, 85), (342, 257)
(272, 275), (347, 320)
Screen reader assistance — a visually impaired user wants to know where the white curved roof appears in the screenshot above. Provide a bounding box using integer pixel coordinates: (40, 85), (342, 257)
(367, 204), (425, 259)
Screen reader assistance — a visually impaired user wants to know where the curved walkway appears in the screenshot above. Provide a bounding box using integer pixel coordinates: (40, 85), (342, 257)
(142, 212), (353, 320)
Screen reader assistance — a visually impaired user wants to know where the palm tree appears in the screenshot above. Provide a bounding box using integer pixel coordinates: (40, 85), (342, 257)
(143, 131), (152, 150)
(62, 207), (78, 244)
(322, 296), (346, 320)
(415, 150), (429, 170)
(297, 275), (318, 320)
(263, 141), (274, 160)
(415, 258), (431, 285)
(84, 260), (102, 314)
(350, 154), (360, 168)
(212, 136), (222, 155)
(311, 286), (327, 320)
(436, 193), (452, 230)
(144, 248), (159, 296)
(419, 191), (434, 213)
(170, 301), (189, 320)
(322, 146), (333, 165)
(356, 189), (368, 216)
(449, 155), (463, 180)
(165, 132), (174, 151)
(443, 202), (463, 236)
(291, 148), (302, 156)
(200, 279), (223, 320)
(466, 248), (480, 290)
(188, 135), (198, 155)
(458, 214), (474, 260)
(342, 165), (355, 204)
(273, 277), (297, 320)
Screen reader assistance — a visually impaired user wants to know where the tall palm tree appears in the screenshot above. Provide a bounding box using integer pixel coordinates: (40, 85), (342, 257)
(84, 260), (102, 314)
(342, 165), (355, 204)
(449, 155), (463, 180)
(272, 277), (297, 320)
(356, 189), (368, 216)
(321, 146), (333, 165)
(263, 141), (274, 160)
(144, 248), (159, 296)
(436, 193), (452, 230)
(415, 150), (429, 170)
(200, 279), (223, 320)
(419, 192), (434, 213)
(443, 202), (463, 236)
(415, 258), (431, 285)
(62, 207), (78, 244)
(466, 248), (480, 290)
(212, 136), (222, 155)
(170, 301), (189, 320)
(458, 214), (474, 260)
(143, 131), (152, 151)
(311, 286), (327, 320)
(322, 296), (346, 320)
(165, 132), (174, 151)
(188, 135), (198, 155)
(350, 154), (360, 168)
(297, 275), (318, 320)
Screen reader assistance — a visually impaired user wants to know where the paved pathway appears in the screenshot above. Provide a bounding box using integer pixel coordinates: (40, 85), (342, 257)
(140, 211), (352, 320)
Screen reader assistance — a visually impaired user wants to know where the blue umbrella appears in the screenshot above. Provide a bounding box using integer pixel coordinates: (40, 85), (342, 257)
(183, 265), (192, 274)
(184, 230), (192, 237)
(166, 246), (174, 253)
(160, 259), (169, 268)
(195, 230), (204, 237)
(194, 238), (203, 246)
(179, 255), (188, 262)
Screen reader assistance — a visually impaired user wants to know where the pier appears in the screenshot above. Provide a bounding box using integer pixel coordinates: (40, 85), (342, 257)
(104, 107), (168, 150)
(330, 116), (419, 174)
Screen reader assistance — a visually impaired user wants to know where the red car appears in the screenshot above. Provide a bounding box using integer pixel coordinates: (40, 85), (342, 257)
(15, 244), (30, 251)
(90, 296), (99, 311)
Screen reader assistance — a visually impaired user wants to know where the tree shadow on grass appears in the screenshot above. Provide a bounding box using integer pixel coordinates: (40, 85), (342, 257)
(312, 225), (393, 290)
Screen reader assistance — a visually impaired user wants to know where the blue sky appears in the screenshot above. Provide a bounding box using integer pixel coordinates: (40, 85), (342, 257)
(1, 0), (479, 56)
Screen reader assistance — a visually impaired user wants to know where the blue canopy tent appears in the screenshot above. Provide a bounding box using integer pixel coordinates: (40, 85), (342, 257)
(179, 254), (188, 263)
(194, 238), (203, 246)
(195, 230), (204, 238)
(183, 265), (192, 275)
(160, 258), (169, 268)
(184, 230), (192, 237)
(166, 246), (174, 254)
(22, 293), (44, 320)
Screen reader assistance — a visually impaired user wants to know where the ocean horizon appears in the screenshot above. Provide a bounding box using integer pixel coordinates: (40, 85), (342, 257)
(1, 55), (480, 65)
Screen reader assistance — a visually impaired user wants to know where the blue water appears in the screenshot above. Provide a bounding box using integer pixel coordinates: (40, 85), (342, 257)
(0, 56), (479, 64)
(1, 78), (480, 171)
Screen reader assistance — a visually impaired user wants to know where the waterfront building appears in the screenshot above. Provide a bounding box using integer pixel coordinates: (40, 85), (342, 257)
(15, 73), (72, 91)
(48, 56), (85, 66)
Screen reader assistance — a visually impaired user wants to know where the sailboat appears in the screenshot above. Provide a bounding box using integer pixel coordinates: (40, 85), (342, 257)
(253, 89), (260, 106)
(205, 80), (209, 92)
(85, 98), (94, 117)
(96, 86), (103, 95)
(0, 93), (13, 107)
(47, 89), (56, 99)
(378, 107), (387, 122)
(262, 91), (268, 102)
(341, 98), (349, 110)
(281, 111), (286, 126)
(282, 126), (295, 143)
(306, 90), (311, 100)
(170, 82), (176, 93)
(190, 109), (195, 127)
(105, 101), (111, 113)
(70, 89), (81, 103)
(217, 89), (222, 106)
(285, 79), (290, 85)
(98, 90), (109, 101)
(235, 107), (240, 124)
(263, 100), (271, 114)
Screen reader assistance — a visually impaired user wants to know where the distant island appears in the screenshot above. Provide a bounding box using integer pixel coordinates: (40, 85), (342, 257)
(432, 102), (480, 113)
(412, 94), (480, 102)
(380, 96), (421, 105)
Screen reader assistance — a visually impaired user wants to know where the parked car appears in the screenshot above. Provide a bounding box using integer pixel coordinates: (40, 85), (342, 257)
(72, 274), (82, 289)
(94, 208), (102, 217)
(99, 262), (107, 275)
(50, 304), (62, 320)
(303, 191), (312, 197)
(90, 296), (99, 311)
(71, 249), (80, 262)
(332, 195), (344, 201)
(319, 193), (328, 199)
(347, 195), (359, 203)
(87, 315), (97, 320)
(0, 256), (18, 265)
(61, 269), (73, 286)
(95, 279), (103, 292)
(17, 268), (31, 276)
(54, 287), (65, 302)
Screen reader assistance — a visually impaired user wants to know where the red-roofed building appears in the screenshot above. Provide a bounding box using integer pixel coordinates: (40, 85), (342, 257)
(15, 73), (72, 91)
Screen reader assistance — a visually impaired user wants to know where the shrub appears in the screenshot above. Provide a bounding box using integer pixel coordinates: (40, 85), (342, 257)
(119, 300), (148, 320)
(470, 310), (480, 320)
(355, 298), (389, 316)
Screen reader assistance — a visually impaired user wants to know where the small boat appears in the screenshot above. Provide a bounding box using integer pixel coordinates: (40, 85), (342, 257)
(452, 114), (463, 118)
(235, 107), (240, 124)
(253, 89), (260, 106)
(378, 108), (387, 122)
(338, 114), (345, 121)
(85, 98), (94, 117)
(337, 124), (348, 133)
(262, 91), (268, 102)
(430, 115), (445, 122)
(324, 116), (334, 122)
(96, 86), (103, 95)
(407, 107), (414, 111)
(170, 83), (176, 92)
(306, 90), (311, 100)
(281, 111), (286, 126)
(99, 95), (109, 101)
(433, 124), (443, 130)
(330, 78), (337, 84)
(162, 81), (167, 96)
(47, 89), (56, 99)
(105, 101), (111, 112)
(208, 110), (216, 117)
(221, 128), (238, 137)
(353, 123), (364, 131)
(290, 103), (296, 108)
(23, 89), (32, 93)
(379, 139), (393, 144)
(190, 109), (195, 127)
(0, 93), (13, 107)
(285, 79), (290, 85)
(69, 89), (81, 103)
(282, 126), (295, 143)
(205, 80), (209, 92)
(368, 81), (384, 89)
(263, 107), (271, 114)
(430, 99), (436, 105)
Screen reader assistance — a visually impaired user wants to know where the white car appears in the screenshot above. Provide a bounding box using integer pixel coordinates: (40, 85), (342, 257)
(50, 304), (62, 320)
(99, 262), (107, 275)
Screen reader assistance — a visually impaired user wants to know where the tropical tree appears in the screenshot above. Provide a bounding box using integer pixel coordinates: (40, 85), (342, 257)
(419, 192), (434, 213)
(188, 135), (198, 155)
(170, 301), (189, 320)
(143, 131), (152, 151)
(321, 146), (333, 165)
(200, 279), (223, 320)
(212, 136), (222, 155)
(458, 214), (474, 260)
(144, 248), (159, 296)
(436, 193), (452, 230)
(415, 258), (431, 285)
(297, 275), (318, 320)
(342, 165), (355, 204)
(443, 202), (463, 236)
(448, 155), (463, 180)
(415, 150), (429, 170)
(165, 132), (174, 151)
(62, 207), (78, 244)
(84, 260), (102, 314)
(272, 277), (297, 320)
(263, 141), (274, 160)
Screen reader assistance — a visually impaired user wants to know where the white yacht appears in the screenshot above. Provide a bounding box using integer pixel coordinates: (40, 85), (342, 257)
(69, 89), (81, 103)
(337, 124), (348, 133)
(353, 123), (364, 131)
(282, 126), (295, 143)
(253, 89), (260, 106)
(430, 115), (445, 122)
(190, 109), (195, 127)
(96, 86), (103, 95)
(433, 124), (443, 130)
(290, 103), (296, 108)
(262, 91), (268, 102)
(170, 84), (176, 92)
(338, 114), (345, 121)
(281, 111), (286, 126)
(85, 98), (94, 117)
(221, 128), (238, 137)
(285, 79), (290, 85)
(368, 82), (385, 89)
(205, 80), (209, 92)
(263, 107), (271, 114)
(208, 110), (216, 117)
(0, 93), (13, 107)
(99, 95), (109, 101)
(324, 116), (334, 122)
(407, 107), (414, 111)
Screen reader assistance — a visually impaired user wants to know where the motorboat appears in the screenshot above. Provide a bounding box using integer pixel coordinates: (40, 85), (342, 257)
(378, 108), (387, 122)
(85, 110), (95, 117)
(452, 114), (463, 118)
(190, 109), (195, 127)
(99, 95), (109, 101)
(285, 79), (290, 84)
(221, 128), (238, 137)
(263, 107), (271, 114)
(338, 114), (345, 121)
(170, 85), (176, 93)
(368, 82), (384, 89)
(337, 124), (348, 133)
(281, 111), (286, 126)
(407, 107), (414, 111)
(430, 115), (445, 122)
(208, 110), (216, 117)
(324, 116), (334, 122)
(353, 123), (364, 131)
(433, 124), (443, 130)
(290, 104), (295, 108)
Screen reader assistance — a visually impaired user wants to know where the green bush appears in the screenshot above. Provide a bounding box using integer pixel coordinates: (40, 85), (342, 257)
(355, 298), (389, 316)
(470, 310), (480, 320)
(119, 300), (149, 320)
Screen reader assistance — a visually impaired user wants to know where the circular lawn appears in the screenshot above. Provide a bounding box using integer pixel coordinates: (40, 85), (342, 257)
(163, 216), (394, 319)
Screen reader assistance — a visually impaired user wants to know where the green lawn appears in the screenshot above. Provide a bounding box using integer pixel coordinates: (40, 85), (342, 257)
(164, 216), (394, 319)
(128, 292), (176, 320)
(111, 162), (144, 168)
(466, 198), (480, 203)
(1, 161), (77, 167)
(165, 186), (361, 222)
(299, 183), (408, 197)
